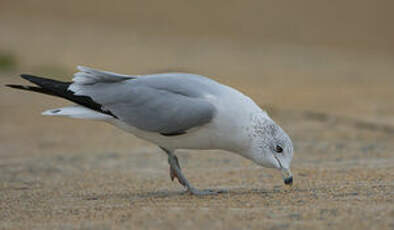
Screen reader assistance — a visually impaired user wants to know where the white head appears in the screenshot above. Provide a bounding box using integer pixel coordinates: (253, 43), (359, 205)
(245, 112), (294, 185)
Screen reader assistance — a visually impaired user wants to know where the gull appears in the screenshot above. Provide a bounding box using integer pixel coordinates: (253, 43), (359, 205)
(6, 66), (294, 195)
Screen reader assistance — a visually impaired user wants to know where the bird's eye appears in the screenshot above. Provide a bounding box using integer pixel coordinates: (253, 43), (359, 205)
(275, 145), (283, 153)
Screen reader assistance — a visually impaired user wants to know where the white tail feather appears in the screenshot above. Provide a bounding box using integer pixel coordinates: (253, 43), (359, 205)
(42, 106), (113, 120)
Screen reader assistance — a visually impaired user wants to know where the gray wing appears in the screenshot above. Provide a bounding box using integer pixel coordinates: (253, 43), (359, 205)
(69, 67), (217, 135)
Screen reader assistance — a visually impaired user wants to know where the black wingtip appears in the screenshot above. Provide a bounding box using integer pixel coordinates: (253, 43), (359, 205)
(20, 74), (31, 80)
(5, 74), (44, 89)
(7, 74), (117, 119)
(20, 74), (43, 84)
(20, 74), (35, 78)
(5, 84), (28, 89)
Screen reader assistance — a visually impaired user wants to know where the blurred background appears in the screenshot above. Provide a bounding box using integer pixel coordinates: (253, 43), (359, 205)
(1, 0), (394, 122)
(0, 1), (393, 229)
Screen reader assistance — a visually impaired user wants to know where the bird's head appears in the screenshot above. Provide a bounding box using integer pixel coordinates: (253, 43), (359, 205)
(246, 113), (294, 185)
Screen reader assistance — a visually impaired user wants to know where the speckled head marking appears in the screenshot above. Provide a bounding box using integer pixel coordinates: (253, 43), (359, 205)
(247, 112), (294, 185)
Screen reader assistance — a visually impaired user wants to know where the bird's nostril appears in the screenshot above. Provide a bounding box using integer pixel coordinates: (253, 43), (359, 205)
(284, 176), (293, 185)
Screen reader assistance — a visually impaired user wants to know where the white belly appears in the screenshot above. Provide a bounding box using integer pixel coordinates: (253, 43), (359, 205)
(109, 118), (221, 151)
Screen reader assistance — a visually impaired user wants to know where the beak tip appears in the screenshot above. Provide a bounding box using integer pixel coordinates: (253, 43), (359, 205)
(284, 176), (293, 185)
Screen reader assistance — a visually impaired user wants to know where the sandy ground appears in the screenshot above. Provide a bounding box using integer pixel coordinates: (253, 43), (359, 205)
(1, 73), (393, 230)
(1, 1), (394, 229)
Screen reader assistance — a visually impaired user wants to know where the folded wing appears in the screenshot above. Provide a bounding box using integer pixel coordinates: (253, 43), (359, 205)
(69, 67), (216, 135)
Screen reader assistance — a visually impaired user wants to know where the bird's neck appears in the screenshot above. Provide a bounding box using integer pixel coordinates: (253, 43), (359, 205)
(220, 110), (271, 156)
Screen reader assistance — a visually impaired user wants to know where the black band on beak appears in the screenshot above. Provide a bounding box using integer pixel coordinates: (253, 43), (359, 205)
(284, 176), (293, 185)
